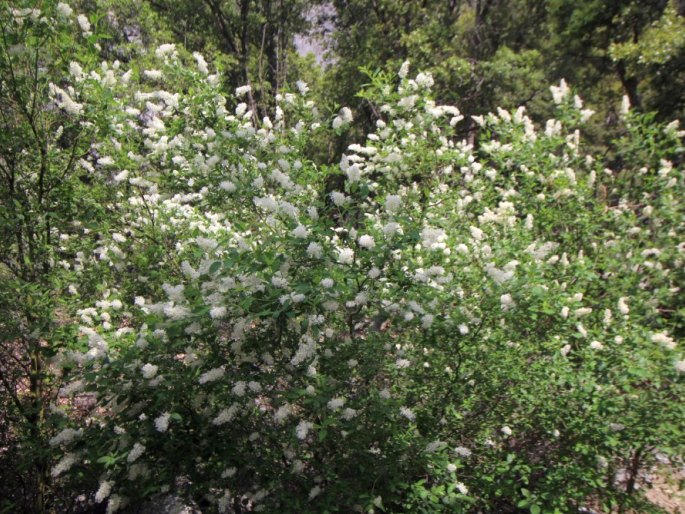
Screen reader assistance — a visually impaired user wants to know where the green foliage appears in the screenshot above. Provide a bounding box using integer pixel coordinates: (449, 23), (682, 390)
(37, 47), (685, 513)
(0, 1), (119, 511)
(2, 2), (685, 514)
(319, 0), (683, 149)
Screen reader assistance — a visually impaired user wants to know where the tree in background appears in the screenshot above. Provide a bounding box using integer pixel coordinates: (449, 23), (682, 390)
(316, 0), (685, 144)
(140, 0), (312, 114)
(74, 0), (683, 157)
(608, 0), (685, 119)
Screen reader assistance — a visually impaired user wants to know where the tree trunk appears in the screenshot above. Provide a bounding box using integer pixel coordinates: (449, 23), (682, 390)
(616, 60), (641, 110)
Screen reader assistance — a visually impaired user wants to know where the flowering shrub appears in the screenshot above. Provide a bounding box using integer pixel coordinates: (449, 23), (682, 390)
(0, 2), (133, 510)
(4, 2), (684, 513)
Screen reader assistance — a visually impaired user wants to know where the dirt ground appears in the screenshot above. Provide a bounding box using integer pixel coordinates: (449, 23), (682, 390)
(644, 467), (685, 514)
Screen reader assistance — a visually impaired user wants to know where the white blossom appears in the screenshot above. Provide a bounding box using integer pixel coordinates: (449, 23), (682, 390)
(337, 248), (354, 265)
(550, 79), (569, 104)
(210, 306), (227, 319)
(155, 43), (177, 59)
(500, 293), (515, 311)
(296, 420), (313, 440)
(235, 85), (252, 97)
(398, 60), (410, 78)
(330, 191), (348, 206)
(49, 428), (82, 447)
(292, 225), (310, 239)
(49, 84), (83, 116)
(618, 297), (630, 315)
(193, 52), (209, 74)
(213, 405), (239, 425)
(77, 14), (91, 35)
(307, 242), (323, 259)
(56, 3), (73, 17)
(51, 453), (77, 477)
(327, 397), (345, 411)
(385, 195), (401, 213)
(141, 363), (158, 379)
(127, 443), (145, 463)
(296, 80), (309, 95)
(95, 480), (113, 503)
(144, 69), (163, 81)
(399, 406), (415, 421)
(199, 367), (225, 384)
(454, 446), (472, 458)
(358, 235), (375, 249)
(652, 332), (676, 350)
(154, 412), (171, 432)
(333, 107), (353, 129)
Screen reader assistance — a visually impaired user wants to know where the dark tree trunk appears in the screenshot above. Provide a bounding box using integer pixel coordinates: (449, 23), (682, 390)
(616, 60), (641, 110)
